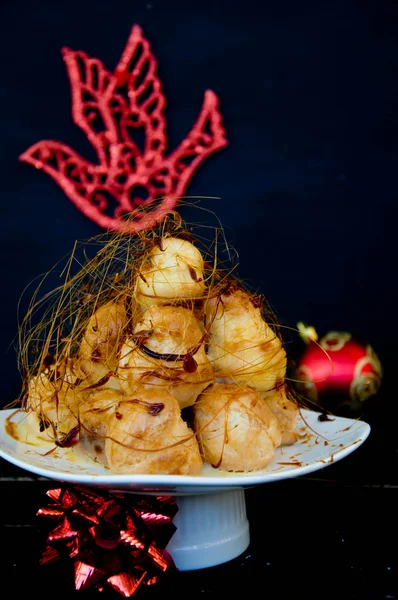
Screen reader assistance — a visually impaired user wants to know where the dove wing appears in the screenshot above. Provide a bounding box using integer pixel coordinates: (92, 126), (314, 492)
(62, 48), (128, 166)
(110, 25), (167, 168)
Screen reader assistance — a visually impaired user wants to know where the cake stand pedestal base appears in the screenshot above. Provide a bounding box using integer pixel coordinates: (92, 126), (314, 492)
(166, 488), (250, 571)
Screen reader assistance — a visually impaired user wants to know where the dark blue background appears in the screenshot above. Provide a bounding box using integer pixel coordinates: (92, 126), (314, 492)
(0, 0), (396, 408)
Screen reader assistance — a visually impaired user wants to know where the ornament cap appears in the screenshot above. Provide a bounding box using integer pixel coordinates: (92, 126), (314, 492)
(297, 321), (318, 344)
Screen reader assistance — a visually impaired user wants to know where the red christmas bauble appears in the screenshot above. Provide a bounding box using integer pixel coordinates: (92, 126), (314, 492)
(295, 329), (383, 413)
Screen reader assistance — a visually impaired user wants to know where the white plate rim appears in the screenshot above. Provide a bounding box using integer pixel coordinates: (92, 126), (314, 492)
(0, 408), (370, 490)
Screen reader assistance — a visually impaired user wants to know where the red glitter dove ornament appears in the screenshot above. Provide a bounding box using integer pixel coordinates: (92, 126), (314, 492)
(19, 25), (228, 233)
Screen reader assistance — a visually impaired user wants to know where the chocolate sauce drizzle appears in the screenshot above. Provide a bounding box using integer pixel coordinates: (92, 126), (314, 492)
(123, 399), (165, 416)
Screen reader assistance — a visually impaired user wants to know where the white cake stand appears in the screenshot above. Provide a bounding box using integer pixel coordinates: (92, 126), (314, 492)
(0, 408), (370, 571)
(164, 488), (249, 570)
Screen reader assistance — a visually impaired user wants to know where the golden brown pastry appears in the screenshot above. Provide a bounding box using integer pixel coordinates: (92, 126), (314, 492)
(76, 300), (127, 385)
(135, 237), (205, 308)
(105, 387), (203, 474)
(74, 387), (124, 465)
(204, 287), (287, 392)
(262, 386), (299, 445)
(193, 383), (282, 471)
(79, 387), (123, 438)
(25, 370), (80, 445)
(118, 305), (214, 409)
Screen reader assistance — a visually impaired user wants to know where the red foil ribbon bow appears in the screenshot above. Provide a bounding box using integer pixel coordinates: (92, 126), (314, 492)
(37, 486), (178, 596)
(19, 25), (228, 234)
